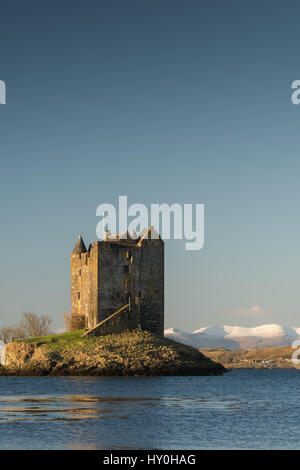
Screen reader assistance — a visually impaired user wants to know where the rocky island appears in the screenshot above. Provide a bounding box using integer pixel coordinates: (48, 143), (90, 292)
(0, 330), (226, 376)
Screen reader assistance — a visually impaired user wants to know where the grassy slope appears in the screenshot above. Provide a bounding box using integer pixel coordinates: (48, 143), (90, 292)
(18, 329), (85, 345)
(3, 330), (226, 376)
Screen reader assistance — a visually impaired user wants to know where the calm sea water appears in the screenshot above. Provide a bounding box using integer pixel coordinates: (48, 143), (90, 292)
(0, 369), (299, 449)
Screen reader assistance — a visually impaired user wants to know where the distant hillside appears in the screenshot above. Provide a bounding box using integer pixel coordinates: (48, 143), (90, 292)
(1, 330), (226, 376)
(200, 345), (299, 369)
(165, 324), (300, 350)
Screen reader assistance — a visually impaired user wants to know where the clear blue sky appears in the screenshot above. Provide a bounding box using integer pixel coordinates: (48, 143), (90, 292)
(1, 0), (300, 331)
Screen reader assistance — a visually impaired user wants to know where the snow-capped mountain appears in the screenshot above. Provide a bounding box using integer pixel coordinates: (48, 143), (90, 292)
(165, 324), (300, 350)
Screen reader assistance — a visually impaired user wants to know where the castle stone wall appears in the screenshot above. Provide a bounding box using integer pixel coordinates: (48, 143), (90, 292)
(139, 239), (164, 336)
(85, 304), (140, 337)
(98, 242), (142, 322)
(70, 243), (98, 330)
(71, 231), (164, 336)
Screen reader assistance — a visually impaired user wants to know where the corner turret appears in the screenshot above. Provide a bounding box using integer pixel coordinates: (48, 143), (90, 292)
(72, 235), (87, 254)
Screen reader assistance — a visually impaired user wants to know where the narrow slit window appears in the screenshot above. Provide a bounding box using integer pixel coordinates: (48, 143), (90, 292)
(78, 292), (80, 300)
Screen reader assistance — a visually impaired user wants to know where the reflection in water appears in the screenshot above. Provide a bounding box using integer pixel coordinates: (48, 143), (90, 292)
(0, 394), (247, 422)
(0, 392), (252, 439)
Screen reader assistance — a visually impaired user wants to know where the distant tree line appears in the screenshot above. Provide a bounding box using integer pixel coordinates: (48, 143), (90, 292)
(0, 312), (53, 343)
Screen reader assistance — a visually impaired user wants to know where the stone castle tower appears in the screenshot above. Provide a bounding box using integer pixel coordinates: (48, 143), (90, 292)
(71, 228), (164, 336)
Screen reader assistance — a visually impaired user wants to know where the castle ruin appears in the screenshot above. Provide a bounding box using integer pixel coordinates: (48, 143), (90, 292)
(71, 228), (164, 336)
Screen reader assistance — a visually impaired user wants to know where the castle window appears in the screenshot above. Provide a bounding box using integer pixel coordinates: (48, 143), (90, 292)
(124, 265), (129, 274)
(79, 269), (81, 276)
(125, 277), (134, 290)
(78, 292), (80, 300)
